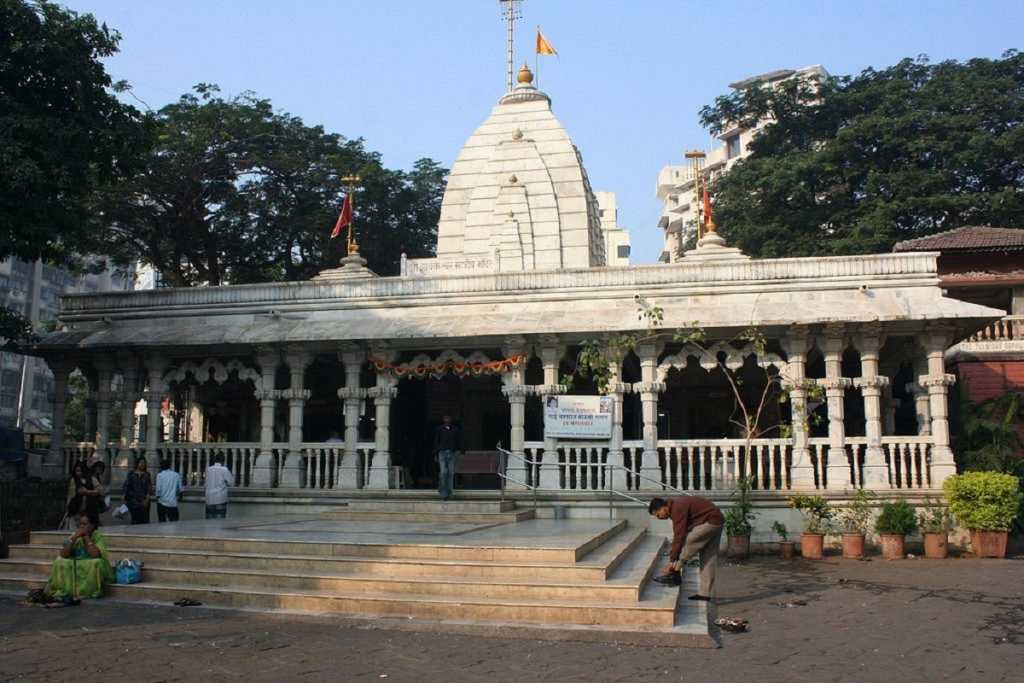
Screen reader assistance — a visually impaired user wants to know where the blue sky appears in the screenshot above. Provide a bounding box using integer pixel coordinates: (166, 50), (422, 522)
(65, 0), (1022, 264)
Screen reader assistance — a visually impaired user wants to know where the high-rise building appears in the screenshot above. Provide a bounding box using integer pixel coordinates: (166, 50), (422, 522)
(656, 65), (829, 262)
(594, 192), (631, 267)
(0, 258), (132, 431)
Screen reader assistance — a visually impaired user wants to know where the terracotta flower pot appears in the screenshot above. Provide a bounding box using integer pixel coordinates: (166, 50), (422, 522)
(923, 532), (948, 559)
(779, 541), (795, 560)
(970, 530), (1009, 558)
(879, 533), (905, 560)
(842, 533), (865, 559)
(727, 534), (750, 560)
(800, 533), (824, 560)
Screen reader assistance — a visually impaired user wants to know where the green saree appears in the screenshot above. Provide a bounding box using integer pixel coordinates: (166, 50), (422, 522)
(46, 531), (115, 599)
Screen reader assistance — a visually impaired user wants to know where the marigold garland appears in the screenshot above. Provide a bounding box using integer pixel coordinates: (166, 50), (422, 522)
(369, 354), (526, 380)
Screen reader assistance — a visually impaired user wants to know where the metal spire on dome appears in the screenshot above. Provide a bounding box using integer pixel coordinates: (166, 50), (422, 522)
(499, 0), (524, 92)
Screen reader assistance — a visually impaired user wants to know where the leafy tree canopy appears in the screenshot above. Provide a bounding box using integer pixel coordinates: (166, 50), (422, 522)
(0, 0), (150, 265)
(699, 51), (1024, 258)
(93, 85), (447, 285)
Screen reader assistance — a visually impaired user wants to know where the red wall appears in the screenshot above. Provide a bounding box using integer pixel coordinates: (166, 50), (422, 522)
(957, 360), (1024, 402)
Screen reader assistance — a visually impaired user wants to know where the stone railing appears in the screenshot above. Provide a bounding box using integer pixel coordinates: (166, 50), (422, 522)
(159, 442), (261, 488)
(967, 315), (1024, 342)
(300, 442), (376, 490)
(63, 443), (98, 473)
(657, 439), (792, 492)
(809, 436), (933, 490)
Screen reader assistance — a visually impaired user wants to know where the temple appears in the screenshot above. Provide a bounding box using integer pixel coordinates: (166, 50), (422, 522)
(30, 65), (1002, 522)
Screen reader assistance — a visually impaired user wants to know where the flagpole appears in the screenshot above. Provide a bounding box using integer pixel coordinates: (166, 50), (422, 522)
(535, 26), (539, 89)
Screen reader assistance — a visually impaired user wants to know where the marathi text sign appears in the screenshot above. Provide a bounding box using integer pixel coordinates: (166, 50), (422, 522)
(543, 395), (613, 439)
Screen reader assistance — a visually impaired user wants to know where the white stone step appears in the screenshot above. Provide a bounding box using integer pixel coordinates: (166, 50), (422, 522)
(345, 500), (517, 513)
(11, 527), (646, 583)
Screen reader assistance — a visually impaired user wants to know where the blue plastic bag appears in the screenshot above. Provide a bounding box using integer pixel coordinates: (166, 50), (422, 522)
(115, 559), (142, 584)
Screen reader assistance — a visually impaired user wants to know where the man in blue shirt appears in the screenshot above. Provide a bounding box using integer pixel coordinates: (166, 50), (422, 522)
(155, 459), (183, 522)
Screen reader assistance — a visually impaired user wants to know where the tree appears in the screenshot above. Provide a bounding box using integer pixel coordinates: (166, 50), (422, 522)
(0, 0), (150, 266)
(93, 86), (447, 285)
(699, 52), (1024, 258)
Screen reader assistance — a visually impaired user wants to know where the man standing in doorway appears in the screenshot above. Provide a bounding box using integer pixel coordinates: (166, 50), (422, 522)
(155, 459), (182, 522)
(204, 453), (234, 519)
(648, 495), (725, 600)
(433, 415), (461, 501)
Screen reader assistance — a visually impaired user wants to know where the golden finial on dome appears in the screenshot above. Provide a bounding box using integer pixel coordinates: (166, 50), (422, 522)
(517, 62), (534, 85)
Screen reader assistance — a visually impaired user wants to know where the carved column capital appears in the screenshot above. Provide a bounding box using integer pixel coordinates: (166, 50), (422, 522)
(367, 385), (398, 401)
(816, 377), (852, 392)
(632, 381), (667, 395)
(500, 384), (532, 399)
(336, 386), (367, 401)
(281, 388), (312, 401)
(853, 376), (890, 390)
(919, 373), (956, 388)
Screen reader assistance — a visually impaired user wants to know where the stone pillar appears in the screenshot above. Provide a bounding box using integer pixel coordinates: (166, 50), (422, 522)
(782, 328), (814, 489)
(143, 355), (168, 473)
(93, 356), (115, 483)
(921, 328), (957, 484)
(537, 341), (564, 490)
(39, 357), (70, 481)
(337, 346), (366, 489)
(606, 347), (629, 494)
(281, 349), (312, 488)
(114, 352), (140, 489)
(366, 378), (397, 489)
(821, 328), (852, 489)
(906, 381), (932, 436)
(499, 337), (529, 490)
(252, 349), (280, 488)
(635, 343), (666, 491)
(854, 328), (890, 488)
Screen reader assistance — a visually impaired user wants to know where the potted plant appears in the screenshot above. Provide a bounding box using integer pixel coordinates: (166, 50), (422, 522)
(874, 500), (918, 559)
(917, 497), (953, 559)
(837, 488), (873, 559)
(772, 521), (795, 560)
(724, 477), (757, 560)
(788, 495), (833, 559)
(944, 471), (1022, 558)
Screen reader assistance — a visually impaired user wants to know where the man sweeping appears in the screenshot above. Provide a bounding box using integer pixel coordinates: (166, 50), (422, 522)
(648, 495), (724, 600)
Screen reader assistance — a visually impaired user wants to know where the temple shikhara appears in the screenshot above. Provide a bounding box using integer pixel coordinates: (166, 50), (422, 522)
(6, 1), (1009, 644)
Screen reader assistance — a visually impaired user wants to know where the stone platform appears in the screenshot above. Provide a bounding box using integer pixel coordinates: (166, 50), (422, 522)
(0, 503), (715, 647)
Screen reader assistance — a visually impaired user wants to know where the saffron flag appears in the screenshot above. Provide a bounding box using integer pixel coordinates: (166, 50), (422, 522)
(330, 194), (352, 239)
(702, 187), (713, 226)
(536, 28), (557, 56)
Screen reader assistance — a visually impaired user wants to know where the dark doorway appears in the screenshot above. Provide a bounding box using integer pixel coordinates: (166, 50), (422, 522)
(390, 374), (509, 489)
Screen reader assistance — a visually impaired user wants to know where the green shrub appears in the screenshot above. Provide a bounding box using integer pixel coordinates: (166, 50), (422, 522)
(917, 496), (953, 534)
(788, 495), (833, 534)
(874, 500), (918, 535)
(837, 488), (873, 534)
(771, 521), (789, 541)
(724, 476), (756, 536)
(943, 471), (1022, 531)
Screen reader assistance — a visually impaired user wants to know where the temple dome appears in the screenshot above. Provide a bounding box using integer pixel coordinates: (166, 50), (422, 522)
(435, 75), (606, 271)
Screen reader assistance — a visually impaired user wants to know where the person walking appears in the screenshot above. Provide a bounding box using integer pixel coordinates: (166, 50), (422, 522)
(204, 453), (234, 519)
(155, 459), (183, 522)
(648, 495), (725, 601)
(433, 415), (461, 501)
(121, 457), (153, 525)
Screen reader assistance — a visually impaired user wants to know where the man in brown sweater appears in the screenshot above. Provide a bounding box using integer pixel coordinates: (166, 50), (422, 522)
(648, 495), (724, 600)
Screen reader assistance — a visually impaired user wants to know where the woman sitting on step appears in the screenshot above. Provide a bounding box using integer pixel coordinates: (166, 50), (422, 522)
(46, 510), (115, 600)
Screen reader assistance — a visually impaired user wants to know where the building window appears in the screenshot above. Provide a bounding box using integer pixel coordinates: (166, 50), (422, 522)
(617, 245), (631, 259)
(726, 134), (742, 159)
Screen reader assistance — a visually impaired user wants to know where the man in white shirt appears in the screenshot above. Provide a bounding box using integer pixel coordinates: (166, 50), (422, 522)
(204, 453), (235, 519)
(155, 459), (183, 522)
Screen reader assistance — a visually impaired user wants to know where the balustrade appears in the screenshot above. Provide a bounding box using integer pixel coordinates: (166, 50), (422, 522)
(656, 439), (791, 492)
(882, 437), (932, 489)
(158, 442), (259, 488)
(967, 315), (1024, 342)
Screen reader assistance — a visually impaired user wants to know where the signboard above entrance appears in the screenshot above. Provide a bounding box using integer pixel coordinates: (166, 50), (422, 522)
(543, 395), (612, 439)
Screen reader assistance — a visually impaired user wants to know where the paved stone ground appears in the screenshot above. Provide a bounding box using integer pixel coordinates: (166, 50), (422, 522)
(1, 556), (1021, 683)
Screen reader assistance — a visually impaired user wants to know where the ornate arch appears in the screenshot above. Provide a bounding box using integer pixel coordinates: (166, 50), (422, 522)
(163, 358), (263, 392)
(657, 342), (788, 382)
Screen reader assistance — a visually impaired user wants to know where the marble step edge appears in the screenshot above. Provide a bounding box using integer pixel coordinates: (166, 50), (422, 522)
(314, 511), (535, 523)
(15, 525), (643, 573)
(0, 577), (679, 620)
(0, 558), (647, 596)
(28, 520), (627, 563)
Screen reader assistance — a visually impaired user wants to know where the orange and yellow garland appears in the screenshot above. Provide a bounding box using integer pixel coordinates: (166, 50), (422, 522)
(369, 354), (526, 380)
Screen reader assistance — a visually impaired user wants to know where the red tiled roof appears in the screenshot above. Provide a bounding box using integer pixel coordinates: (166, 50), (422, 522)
(893, 226), (1024, 252)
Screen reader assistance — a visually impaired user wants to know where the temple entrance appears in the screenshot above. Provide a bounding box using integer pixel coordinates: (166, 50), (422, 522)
(391, 374), (509, 489)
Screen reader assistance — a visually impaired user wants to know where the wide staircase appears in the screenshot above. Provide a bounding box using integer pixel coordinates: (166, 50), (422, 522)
(0, 500), (714, 647)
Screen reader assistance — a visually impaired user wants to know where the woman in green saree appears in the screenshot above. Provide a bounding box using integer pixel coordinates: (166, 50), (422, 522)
(46, 510), (115, 599)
